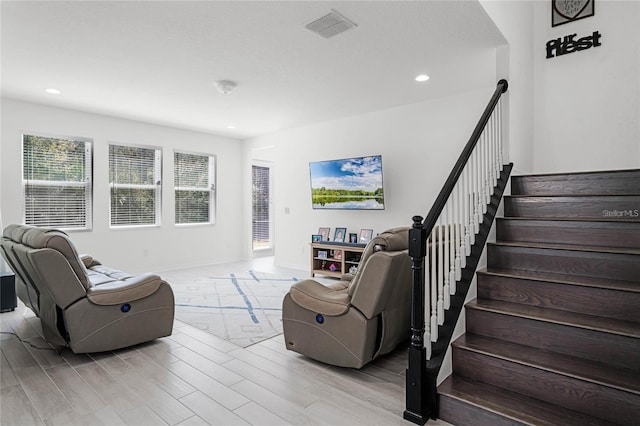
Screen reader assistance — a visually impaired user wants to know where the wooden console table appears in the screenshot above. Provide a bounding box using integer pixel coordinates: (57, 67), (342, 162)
(310, 241), (366, 278)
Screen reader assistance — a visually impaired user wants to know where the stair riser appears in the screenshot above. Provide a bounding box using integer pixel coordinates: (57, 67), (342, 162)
(487, 245), (640, 282)
(504, 196), (640, 221)
(477, 273), (640, 322)
(466, 308), (640, 371)
(452, 348), (640, 425)
(511, 170), (640, 196)
(438, 395), (528, 426)
(496, 219), (640, 248)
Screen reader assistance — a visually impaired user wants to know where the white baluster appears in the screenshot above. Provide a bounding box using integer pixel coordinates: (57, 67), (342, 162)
(463, 166), (473, 252)
(477, 135), (483, 213)
(437, 220), (444, 324)
(452, 185), (459, 274)
(443, 205), (451, 306)
(458, 178), (467, 270)
(487, 116), (496, 204)
(477, 146), (481, 224)
(484, 129), (491, 207)
(467, 161), (478, 240)
(424, 250), (432, 359)
(454, 182), (463, 278)
(480, 132), (484, 204)
(448, 202), (456, 295)
(486, 118), (495, 190)
(430, 234), (438, 342)
(498, 99), (504, 172)
(469, 151), (475, 233)
(491, 112), (498, 188)
(479, 142), (487, 220)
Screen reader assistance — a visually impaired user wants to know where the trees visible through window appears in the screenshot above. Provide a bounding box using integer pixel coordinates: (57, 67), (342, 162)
(109, 144), (162, 227)
(252, 164), (272, 250)
(22, 134), (92, 230)
(174, 151), (216, 225)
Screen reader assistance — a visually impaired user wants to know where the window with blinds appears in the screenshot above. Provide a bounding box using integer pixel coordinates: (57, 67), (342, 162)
(109, 144), (162, 227)
(22, 134), (93, 230)
(252, 164), (272, 250)
(174, 151), (215, 225)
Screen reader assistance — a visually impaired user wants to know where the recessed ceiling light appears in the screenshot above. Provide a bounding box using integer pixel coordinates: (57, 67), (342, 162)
(45, 88), (61, 95)
(227, 125), (236, 129)
(415, 74), (430, 82)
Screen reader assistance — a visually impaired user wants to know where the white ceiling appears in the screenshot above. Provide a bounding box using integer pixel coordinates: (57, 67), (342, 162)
(1, 1), (506, 140)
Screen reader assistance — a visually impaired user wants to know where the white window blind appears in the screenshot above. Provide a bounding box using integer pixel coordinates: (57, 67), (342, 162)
(109, 144), (162, 227)
(174, 151), (215, 225)
(252, 164), (271, 250)
(22, 134), (93, 230)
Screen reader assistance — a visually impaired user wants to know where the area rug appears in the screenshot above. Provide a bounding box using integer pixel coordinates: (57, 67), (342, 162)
(167, 270), (300, 347)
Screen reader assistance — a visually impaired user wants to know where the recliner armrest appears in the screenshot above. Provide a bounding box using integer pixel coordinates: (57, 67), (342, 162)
(79, 254), (97, 268)
(86, 273), (163, 305)
(289, 279), (350, 316)
(340, 273), (355, 282)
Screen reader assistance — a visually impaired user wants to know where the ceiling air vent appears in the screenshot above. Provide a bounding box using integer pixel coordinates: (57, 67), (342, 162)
(305, 9), (357, 39)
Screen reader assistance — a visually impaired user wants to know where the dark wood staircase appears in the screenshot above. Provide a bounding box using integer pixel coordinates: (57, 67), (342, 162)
(437, 169), (640, 425)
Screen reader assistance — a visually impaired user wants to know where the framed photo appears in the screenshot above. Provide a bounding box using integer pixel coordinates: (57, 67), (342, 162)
(333, 227), (347, 242)
(359, 229), (373, 244)
(334, 250), (342, 260)
(349, 233), (358, 244)
(318, 227), (330, 241)
(552, 0), (594, 27)
(312, 234), (322, 243)
(317, 250), (328, 259)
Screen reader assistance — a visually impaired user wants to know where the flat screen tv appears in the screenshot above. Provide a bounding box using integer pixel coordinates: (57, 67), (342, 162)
(309, 155), (385, 210)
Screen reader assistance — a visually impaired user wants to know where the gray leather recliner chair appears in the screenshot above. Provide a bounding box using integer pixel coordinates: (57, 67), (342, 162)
(282, 227), (412, 368)
(1, 224), (174, 353)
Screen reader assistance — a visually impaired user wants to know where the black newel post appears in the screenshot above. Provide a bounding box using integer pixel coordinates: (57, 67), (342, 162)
(404, 215), (429, 424)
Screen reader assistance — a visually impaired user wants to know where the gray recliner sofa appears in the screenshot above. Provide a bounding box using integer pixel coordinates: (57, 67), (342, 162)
(1, 224), (174, 353)
(282, 227), (412, 368)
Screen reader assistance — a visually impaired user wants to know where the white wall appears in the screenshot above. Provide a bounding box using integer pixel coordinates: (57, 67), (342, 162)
(1, 98), (244, 273)
(532, 0), (640, 173)
(482, 0), (640, 174)
(481, 0), (535, 175)
(244, 87), (497, 270)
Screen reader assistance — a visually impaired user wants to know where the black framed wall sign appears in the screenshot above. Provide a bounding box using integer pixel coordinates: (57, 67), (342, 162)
(552, 0), (594, 27)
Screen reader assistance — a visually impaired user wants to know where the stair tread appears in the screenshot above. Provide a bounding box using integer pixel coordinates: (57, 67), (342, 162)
(439, 375), (618, 426)
(467, 298), (640, 339)
(498, 216), (640, 225)
(453, 334), (640, 394)
(490, 240), (640, 255)
(506, 194), (640, 199)
(478, 267), (640, 293)
(512, 168), (640, 179)
(498, 215), (640, 222)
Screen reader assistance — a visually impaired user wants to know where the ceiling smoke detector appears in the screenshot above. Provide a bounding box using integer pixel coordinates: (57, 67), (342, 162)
(214, 80), (237, 94)
(305, 9), (357, 39)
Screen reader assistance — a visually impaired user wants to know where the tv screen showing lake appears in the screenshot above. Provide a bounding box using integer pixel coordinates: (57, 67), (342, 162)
(309, 155), (385, 210)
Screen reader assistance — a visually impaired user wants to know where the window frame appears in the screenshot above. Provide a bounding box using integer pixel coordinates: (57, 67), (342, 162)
(108, 142), (163, 229)
(173, 150), (216, 226)
(21, 133), (93, 231)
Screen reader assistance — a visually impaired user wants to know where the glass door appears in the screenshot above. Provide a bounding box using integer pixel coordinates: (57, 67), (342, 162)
(252, 163), (273, 251)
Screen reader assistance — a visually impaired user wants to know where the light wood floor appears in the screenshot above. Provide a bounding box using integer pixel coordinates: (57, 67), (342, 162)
(0, 259), (451, 425)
